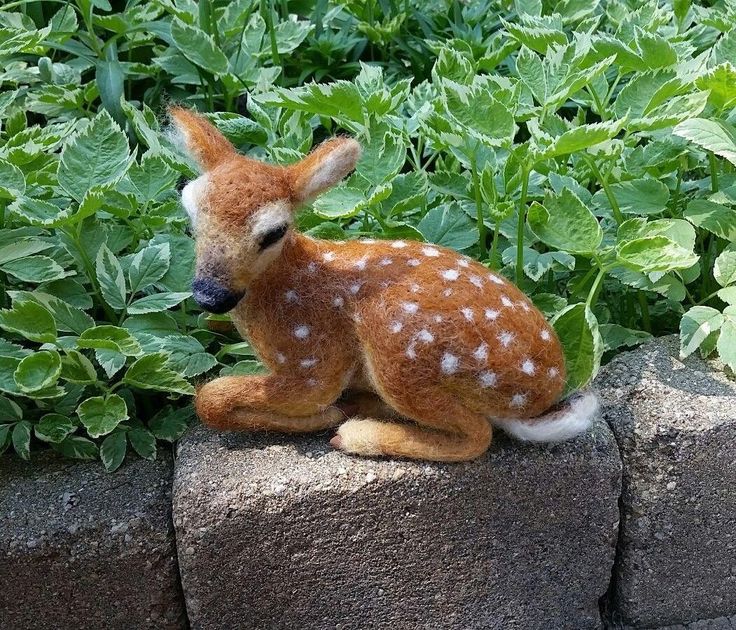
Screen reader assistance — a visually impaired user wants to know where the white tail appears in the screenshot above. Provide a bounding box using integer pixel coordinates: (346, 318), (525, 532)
(492, 390), (599, 443)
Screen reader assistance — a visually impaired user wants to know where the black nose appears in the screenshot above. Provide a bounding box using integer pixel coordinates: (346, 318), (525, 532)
(192, 277), (244, 314)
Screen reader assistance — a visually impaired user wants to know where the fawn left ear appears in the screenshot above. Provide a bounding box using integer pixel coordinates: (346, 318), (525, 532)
(289, 137), (361, 203)
(168, 106), (237, 172)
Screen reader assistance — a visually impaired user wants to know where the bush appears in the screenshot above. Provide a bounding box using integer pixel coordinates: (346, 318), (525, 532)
(1, 0), (735, 468)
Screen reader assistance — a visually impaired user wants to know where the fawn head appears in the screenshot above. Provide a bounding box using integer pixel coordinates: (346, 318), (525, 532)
(169, 107), (361, 313)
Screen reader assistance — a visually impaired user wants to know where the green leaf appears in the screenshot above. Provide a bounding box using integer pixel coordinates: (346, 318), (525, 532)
(95, 349), (126, 378)
(60, 350), (98, 383)
(149, 405), (193, 442)
(0, 239), (52, 265)
(695, 63), (736, 111)
(527, 189), (602, 255)
(416, 203), (479, 250)
(12, 420), (32, 460)
(8, 197), (71, 227)
(680, 306), (724, 358)
(617, 236), (698, 273)
(715, 246), (736, 287)
(542, 120), (626, 158)
(14, 350), (61, 393)
(96, 244), (127, 310)
(259, 82), (365, 128)
(442, 82), (515, 146)
(96, 58), (125, 126)
(0, 395), (22, 421)
(1, 255), (72, 283)
(312, 186), (366, 219)
(0, 301), (56, 343)
(673, 118), (736, 167)
(128, 427), (156, 460)
(124, 353), (195, 395)
(35, 414), (76, 444)
(78, 325), (142, 356)
(716, 312), (736, 372)
(599, 324), (652, 353)
(516, 46), (546, 105)
(684, 200), (736, 241)
(51, 435), (98, 460)
(100, 430), (127, 472)
(358, 133), (406, 185)
(58, 110), (131, 201)
(0, 158), (25, 198)
(551, 303), (602, 393)
(594, 179), (670, 216)
(127, 292), (192, 315)
(170, 18), (229, 75)
(77, 394), (128, 438)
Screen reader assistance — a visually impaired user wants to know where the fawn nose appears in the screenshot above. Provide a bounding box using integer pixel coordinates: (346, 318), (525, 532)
(192, 277), (244, 314)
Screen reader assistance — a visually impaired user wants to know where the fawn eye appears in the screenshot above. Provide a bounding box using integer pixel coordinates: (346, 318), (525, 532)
(258, 223), (288, 251)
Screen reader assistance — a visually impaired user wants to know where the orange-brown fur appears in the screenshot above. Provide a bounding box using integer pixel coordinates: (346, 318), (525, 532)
(170, 107), (568, 462)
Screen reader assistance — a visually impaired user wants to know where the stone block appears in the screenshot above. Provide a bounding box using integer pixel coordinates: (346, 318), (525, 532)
(0, 452), (185, 630)
(598, 337), (736, 628)
(173, 419), (621, 630)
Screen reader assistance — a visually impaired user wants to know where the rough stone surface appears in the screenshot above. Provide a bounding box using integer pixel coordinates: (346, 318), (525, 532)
(173, 418), (621, 630)
(0, 451), (186, 630)
(598, 336), (736, 628)
(606, 614), (736, 630)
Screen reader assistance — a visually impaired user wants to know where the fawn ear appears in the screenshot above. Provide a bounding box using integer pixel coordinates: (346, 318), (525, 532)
(289, 137), (361, 203)
(168, 106), (237, 172)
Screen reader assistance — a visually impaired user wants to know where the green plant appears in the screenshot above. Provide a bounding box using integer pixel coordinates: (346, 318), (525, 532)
(1, 0), (735, 468)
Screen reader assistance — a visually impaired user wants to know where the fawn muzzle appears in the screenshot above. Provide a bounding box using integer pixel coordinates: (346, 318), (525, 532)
(192, 276), (244, 314)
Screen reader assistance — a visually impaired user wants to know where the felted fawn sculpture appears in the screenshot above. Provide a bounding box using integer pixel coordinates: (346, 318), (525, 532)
(171, 107), (598, 463)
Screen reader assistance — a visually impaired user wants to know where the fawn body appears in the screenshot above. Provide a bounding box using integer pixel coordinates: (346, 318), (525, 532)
(171, 107), (598, 462)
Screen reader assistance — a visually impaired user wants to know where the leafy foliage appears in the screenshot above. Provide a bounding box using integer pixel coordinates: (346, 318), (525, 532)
(1, 0), (735, 468)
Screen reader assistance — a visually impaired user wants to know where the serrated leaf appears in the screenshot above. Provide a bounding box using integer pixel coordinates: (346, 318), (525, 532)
(8, 196), (71, 227)
(684, 199), (736, 241)
(617, 236), (698, 273)
(123, 353), (194, 395)
(542, 119), (626, 158)
(12, 421), (31, 460)
(527, 189), (602, 255)
(312, 186), (366, 219)
(149, 405), (193, 441)
(170, 18), (229, 75)
(551, 303), (602, 393)
(51, 435), (98, 460)
(61, 350), (98, 383)
(58, 110), (131, 201)
(78, 325), (141, 356)
(35, 414), (76, 444)
(714, 246), (736, 287)
(77, 394), (128, 438)
(716, 313), (736, 372)
(128, 427), (156, 460)
(416, 203), (479, 250)
(0, 301), (56, 343)
(96, 244), (127, 310)
(674, 118), (736, 166)
(100, 430), (127, 472)
(127, 292), (191, 315)
(593, 179), (669, 216)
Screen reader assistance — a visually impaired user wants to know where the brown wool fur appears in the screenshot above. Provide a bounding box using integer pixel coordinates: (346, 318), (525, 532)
(171, 107), (594, 463)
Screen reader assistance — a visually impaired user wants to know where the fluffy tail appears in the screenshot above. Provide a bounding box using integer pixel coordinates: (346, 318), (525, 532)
(491, 390), (599, 443)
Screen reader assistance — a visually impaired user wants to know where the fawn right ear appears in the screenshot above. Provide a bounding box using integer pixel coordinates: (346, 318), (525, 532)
(168, 106), (237, 172)
(289, 137), (361, 203)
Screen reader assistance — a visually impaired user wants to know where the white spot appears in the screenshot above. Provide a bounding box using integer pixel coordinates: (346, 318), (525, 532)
(497, 331), (515, 347)
(380, 280), (390, 288)
(390, 321), (403, 333)
(441, 352), (459, 375)
(443, 288), (453, 297)
(350, 282), (363, 295)
(323, 251), (336, 262)
(416, 329), (434, 343)
(300, 357), (319, 368)
(521, 359), (536, 375)
(548, 367), (559, 378)
(361, 238), (376, 244)
(391, 240), (407, 249)
(354, 256), (368, 270)
(276, 352), (287, 364)
(379, 258), (393, 266)
(332, 296), (344, 307)
(461, 307), (474, 322)
(488, 274), (505, 285)
(402, 302), (419, 314)
(473, 343), (488, 362)
(485, 308), (500, 321)
(518, 301), (531, 312)
(469, 275), (484, 288)
(501, 295), (514, 308)
(307, 262), (318, 273)
(478, 371), (497, 388)
(457, 259), (469, 268)
(285, 290), (298, 303)
(434, 315), (443, 323)
(541, 329), (551, 341)
(294, 325), (310, 339)
(407, 258), (421, 267)
(306, 378), (318, 387)
(441, 269), (460, 281)
(510, 393), (528, 408)
(422, 246), (440, 257)
(410, 283), (421, 293)
(406, 342), (417, 360)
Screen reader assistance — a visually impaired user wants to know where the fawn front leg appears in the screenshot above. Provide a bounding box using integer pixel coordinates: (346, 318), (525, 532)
(195, 373), (346, 432)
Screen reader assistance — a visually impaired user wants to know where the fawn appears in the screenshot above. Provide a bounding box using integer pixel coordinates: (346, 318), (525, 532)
(171, 107), (598, 462)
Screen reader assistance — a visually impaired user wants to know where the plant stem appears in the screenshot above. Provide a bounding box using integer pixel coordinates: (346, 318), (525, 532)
(489, 220), (501, 269)
(638, 292), (652, 333)
(470, 148), (488, 259)
(585, 265), (606, 308)
(262, 0), (281, 69)
(515, 164), (531, 285)
(585, 154), (624, 225)
(709, 151), (719, 193)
